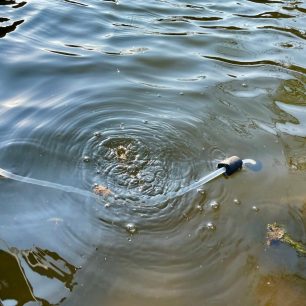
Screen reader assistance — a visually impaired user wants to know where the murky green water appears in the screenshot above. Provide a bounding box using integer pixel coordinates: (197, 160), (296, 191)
(0, 0), (306, 305)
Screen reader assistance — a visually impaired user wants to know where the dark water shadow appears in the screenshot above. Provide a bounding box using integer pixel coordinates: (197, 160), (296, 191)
(0, 19), (24, 38)
(0, 244), (78, 305)
(0, 0), (27, 38)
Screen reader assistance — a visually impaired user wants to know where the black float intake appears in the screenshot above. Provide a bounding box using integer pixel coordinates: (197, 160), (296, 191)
(217, 156), (243, 176)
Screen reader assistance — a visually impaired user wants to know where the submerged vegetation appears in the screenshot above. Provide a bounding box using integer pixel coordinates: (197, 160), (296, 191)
(267, 223), (306, 256)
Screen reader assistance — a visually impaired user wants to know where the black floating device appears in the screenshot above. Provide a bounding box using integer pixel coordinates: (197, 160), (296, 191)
(217, 156), (243, 176)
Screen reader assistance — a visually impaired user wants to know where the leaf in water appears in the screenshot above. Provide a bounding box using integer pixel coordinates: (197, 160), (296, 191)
(93, 184), (112, 196)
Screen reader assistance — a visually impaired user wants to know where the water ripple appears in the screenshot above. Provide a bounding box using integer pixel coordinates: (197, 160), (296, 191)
(204, 55), (306, 74)
(258, 25), (306, 40)
(0, 18), (23, 38)
(1, 0), (305, 304)
(236, 11), (296, 19)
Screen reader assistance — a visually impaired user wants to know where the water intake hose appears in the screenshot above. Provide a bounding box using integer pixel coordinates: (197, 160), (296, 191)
(0, 156), (259, 200)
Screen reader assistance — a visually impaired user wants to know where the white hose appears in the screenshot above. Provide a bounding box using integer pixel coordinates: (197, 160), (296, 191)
(0, 159), (257, 200)
(0, 167), (95, 198)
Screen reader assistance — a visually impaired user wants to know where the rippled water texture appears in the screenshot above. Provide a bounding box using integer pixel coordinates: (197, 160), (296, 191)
(0, 0), (306, 305)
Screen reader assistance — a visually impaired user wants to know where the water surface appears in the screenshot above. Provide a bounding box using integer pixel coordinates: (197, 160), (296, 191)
(0, 0), (306, 305)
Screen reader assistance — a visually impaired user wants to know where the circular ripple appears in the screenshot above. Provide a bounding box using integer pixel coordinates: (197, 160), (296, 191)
(0, 90), (231, 232)
(81, 119), (204, 207)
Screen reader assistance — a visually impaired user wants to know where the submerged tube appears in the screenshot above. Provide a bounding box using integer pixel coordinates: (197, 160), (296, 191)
(217, 156), (243, 176)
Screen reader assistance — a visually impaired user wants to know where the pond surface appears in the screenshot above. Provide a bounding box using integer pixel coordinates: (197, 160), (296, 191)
(0, 0), (306, 305)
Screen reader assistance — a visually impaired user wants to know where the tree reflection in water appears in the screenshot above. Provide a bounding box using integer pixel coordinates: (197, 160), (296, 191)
(0, 244), (78, 305)
(0, 0), (26, 38)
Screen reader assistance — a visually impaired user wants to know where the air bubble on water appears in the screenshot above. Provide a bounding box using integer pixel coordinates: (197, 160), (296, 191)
(154, 187), (163, 195)
(196, 204), (203, 212)
(83, 156), (91, 163)
(252, 206), (259, 212)
(197, 188), (206, 195)
(126, 223), (137, 234)
(206, 222), (216, 231)
(93, 131), (101, 137)
(210, 200), (220, 210)
(233, 198), (241, 205)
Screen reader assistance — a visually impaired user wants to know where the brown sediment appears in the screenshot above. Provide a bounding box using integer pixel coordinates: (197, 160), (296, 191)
(256, 274), (306, 306)
(92, 185), (112, 196)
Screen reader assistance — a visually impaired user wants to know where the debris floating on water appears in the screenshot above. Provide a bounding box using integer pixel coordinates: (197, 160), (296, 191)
(266, 222), (306, 256)
(115, 145), (128, 161)
(266, 223), (285, 246)
(93, 184), (112, 196)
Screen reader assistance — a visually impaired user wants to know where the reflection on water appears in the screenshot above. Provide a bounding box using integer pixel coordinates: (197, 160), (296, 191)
(0, 250), (35, 306)
(0, 0), (25, 38)
(274, 77), (306, 171)
(0, 0), (305, 304)
(276, 101), (306, 137)
(0, 243), (78, 305)
(0, 19), (24, 38)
